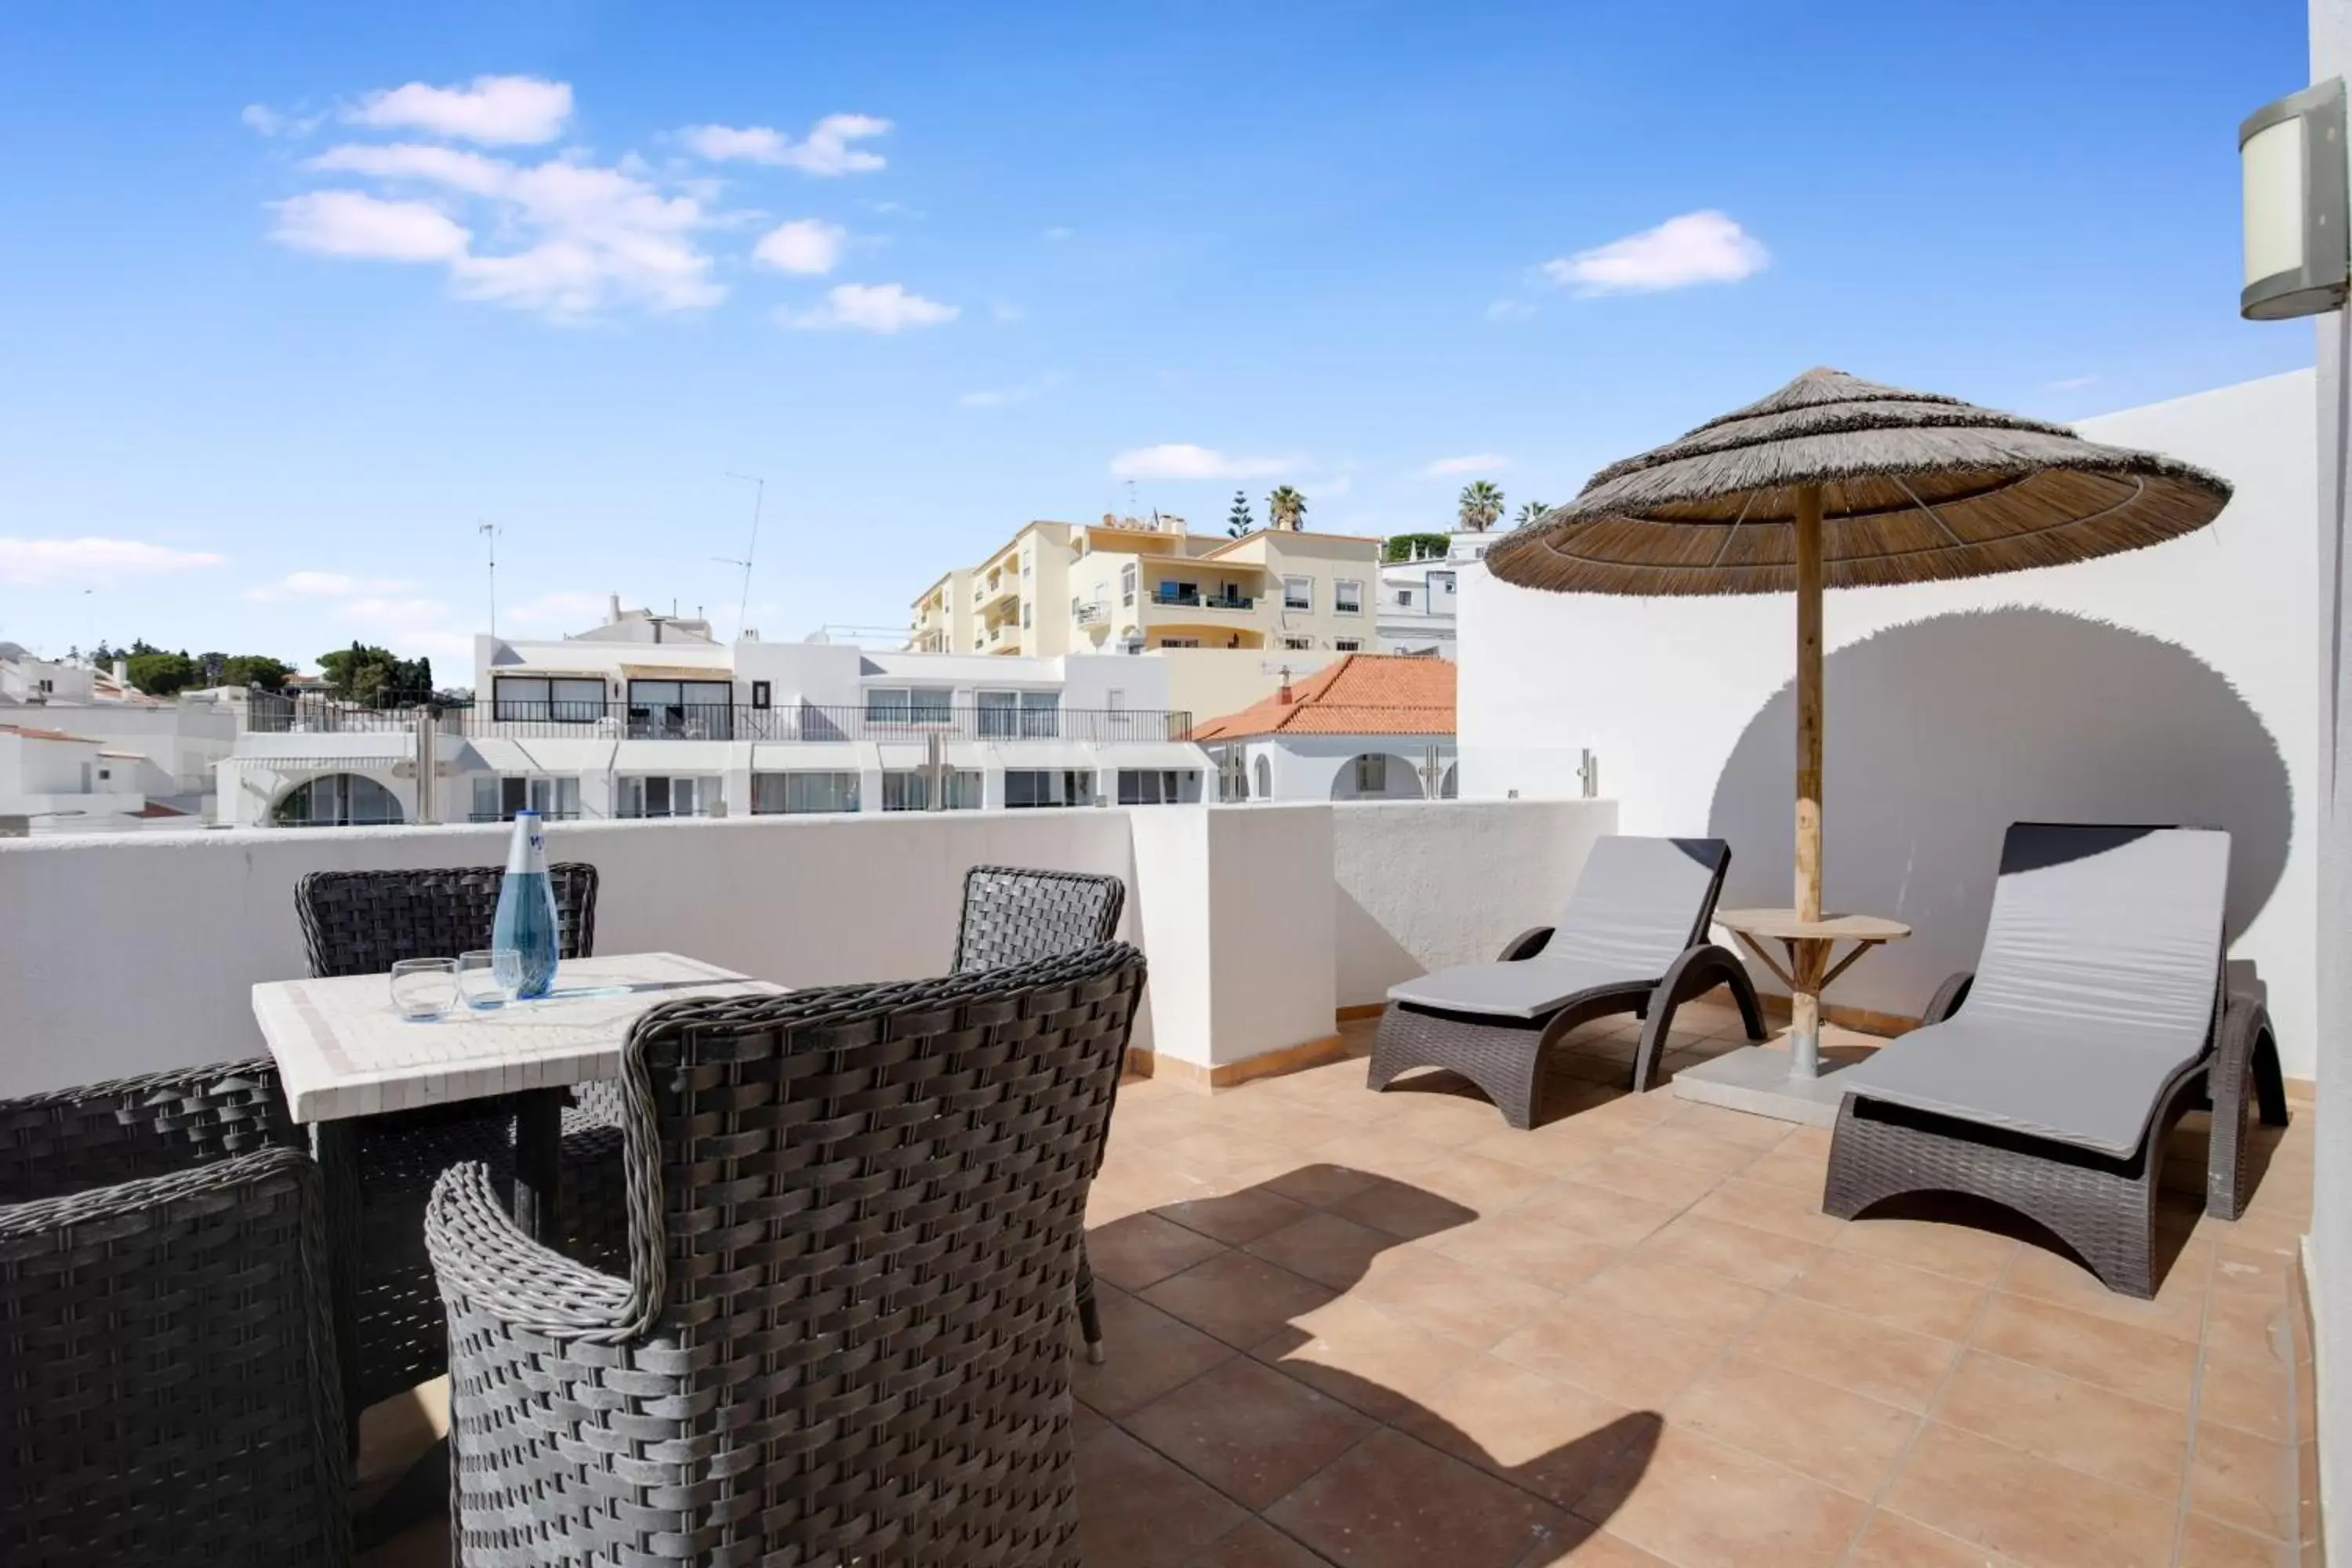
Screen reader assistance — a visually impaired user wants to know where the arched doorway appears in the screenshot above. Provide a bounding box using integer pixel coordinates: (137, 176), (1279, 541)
(1252, 755), (1272, 801)
(1329, 752), (1425, 801)
(1440, 760), (1459, 799)
(273, 772), (405, 828)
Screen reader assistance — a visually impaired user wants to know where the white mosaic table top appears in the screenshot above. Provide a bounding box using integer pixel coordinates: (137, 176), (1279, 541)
(255, 952), (784, 1123)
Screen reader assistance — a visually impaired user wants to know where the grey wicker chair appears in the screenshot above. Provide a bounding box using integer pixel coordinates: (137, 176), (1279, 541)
(0, 1060), (350, 1566)
(1368, 835), (1764, 1127)
(426, 944), (1148, 1567)
(293, 862), (602, 1412)
(1824, 823), (2287, 1299)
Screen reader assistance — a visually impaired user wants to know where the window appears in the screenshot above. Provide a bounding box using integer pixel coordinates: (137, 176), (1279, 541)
(1021, 550), (1033, 578)
(880, 768), (983, 811)
(1155, 579), (1200, 606)
(272, 772), (404, 828)
(1022, 601), (1033, 628)
(485, 775), (581, 821)
(1354, 753), (1388, 793)
(1253, 756), (1272, 800)
(1217, 750), (1247, 802)
(866, 687), (954, 724)
(494, 675), (608, 723)
(1120, 562), (1137, 607)
(1003, 768), (1094, 808)
(1283, 575), (1312, 612)
(1116, 768), (1198, 805)
(976, 689), (1059, 738)
(1398, 588), (1415, 608)
(626, 679), (732, 739)
(1281, 635), (1313, 651)
(1430, 571), (1457, 598)
(618, 775), (713, 818)
(1334, 638), (1362, 652)
(750, 680), (772, 710)
(1158, 637), (1200, 648)
(752, 772), (861, 815)
(1334, 579), (1363, 615)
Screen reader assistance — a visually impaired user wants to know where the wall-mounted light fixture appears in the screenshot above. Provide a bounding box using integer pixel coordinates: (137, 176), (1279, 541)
(2241, 77), (2349, 320)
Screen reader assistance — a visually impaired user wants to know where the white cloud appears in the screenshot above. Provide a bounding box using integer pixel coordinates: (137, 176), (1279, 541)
(337, 595), (474, 662)
(677, 114), (891, 175)
(287, 140), (720, 316)
(1485, 298), (1536, 322)
(245, 570), (420, 603)
(957, 372), (1063, 408)
(0, 538), (224, 587)
(2045, 374), (2100, 392)
(779, 282), (956, 333)
(272, 190), (470, 261)
(1542, 210), (1768, 296)
(1423, 453), (1509, 477)
(1108, 445), (1305, 481)
(345, 74), (572, 146)
(752, 218), (846, 274)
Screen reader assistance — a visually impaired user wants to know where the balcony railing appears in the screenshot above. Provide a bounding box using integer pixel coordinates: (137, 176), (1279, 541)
(456, 703), (1196, 743)
(1152, 587), (1255, 610)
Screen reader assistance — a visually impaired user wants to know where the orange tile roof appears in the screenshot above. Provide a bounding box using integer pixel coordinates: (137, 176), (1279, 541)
(1190, 653), (1455, 741)
(0, 723), (100, 745)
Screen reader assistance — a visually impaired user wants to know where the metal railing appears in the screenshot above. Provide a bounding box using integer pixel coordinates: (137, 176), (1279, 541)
(245, 691), (439, 735)
(453, 703), (1196, 743)
(1151, 587), (1254, 610)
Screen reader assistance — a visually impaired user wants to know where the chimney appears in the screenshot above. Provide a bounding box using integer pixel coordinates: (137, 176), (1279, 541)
(111, 658), (127, 687)
(607, 593), (622, 626)
(1276, 680), (1294, 705)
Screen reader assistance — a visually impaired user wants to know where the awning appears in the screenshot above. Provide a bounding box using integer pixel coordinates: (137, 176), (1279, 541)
(1092, 742), (1214, 771)
(611, 740), (738, 774)
(877, 742), (989, 771)
(983, 742), (1099, 772)
(232, 754), (408, 772)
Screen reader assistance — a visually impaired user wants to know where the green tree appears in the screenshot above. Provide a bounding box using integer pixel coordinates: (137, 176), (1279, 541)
(125, 648), (199, 696)
(318, 643), (432, 703)
(1458, 481), (1505, 532)
(220, 654), (295, 692)
(1267, 485), (1307, 532)
(1513, 499), (1550, 528)
(1227, 490), (1254, 537)
(1384, 532), (1452, 563)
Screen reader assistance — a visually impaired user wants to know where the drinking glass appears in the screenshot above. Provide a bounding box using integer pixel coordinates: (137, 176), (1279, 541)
(389, 957), (459, 1022)
(457, 949), (515, 1011)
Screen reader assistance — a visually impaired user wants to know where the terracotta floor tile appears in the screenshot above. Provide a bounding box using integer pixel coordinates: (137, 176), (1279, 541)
(1163, 1126), (1319, 1181)
(1306, 1127), (1457, 1181)
(2190, 1420), (2300, 1541)
(1998, 1241), (2208, 1344)
(1078, 1425), (1253, 1568)
(1142, 1250), (1340, 1350)
(1639, 1212), (1824, 1291)
(1832, 1215), (2018, 1286)
(1425, 1210), (1627, 1294)
(1461, 1125), (1619, 1178)
(1742, 1297), (1962, 1414)
(1513, 1180), (1684, 1248)
(2198, 1347), (2296, 1443)
(1576, 1423), (1870, 1568)
(1244, 1210), (1403, 1290)
(1366, 1090), (1525, 1149)
(1518, 1526), (1679, 1565)
(1400, 1149), (1558, 1214)
(2212, 1241), (2299, 1298)
(1156, 1184), (1319, 1247)
(1845, 1510), (2024, 1566)
(1073, 1289), (1239, 1418)
(1122, 1356), (1376, 1512)
(1092, 1211), (1235, 1291)
(1620, 1121), (1767, 1178)
(1264, 1428), (1571, 1568)
(1492, 1297), (1728, 1410)
(1670, 1353), (1921, 1499)
(1740, 1138), (1839, 1193)
(1207, 1099), (1362, 1150)
(1565, 1148), (1726, 1210)
(1391, 1354), (1654, 1510)
(1882, 1422), (2179, 1568)
(1577, 1253), (1773, 1341)
(1788, 1248), (1987, 1341)
(1929, 1349), (2187, 1499)
(1263, 1161), (1383, 1209)
(1183, 1520), (1338, 1568)
(1687, 1175), (1849, 1244)
(1660, 1102), (1792, 1149)
(1327, 1171), (1490, 1240)
(1352, 1243), (1561, 1350)
(2176, 1512), (2299, 1566)
(1969, 1294), (2199, 1411)
(2204, 1290), (2296, 1367)
(1256, 1294), (1482, 1421)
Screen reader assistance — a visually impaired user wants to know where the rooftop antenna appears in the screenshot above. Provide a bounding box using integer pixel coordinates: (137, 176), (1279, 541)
(721, 472), (765, 641)
(478, 521), (501, 637)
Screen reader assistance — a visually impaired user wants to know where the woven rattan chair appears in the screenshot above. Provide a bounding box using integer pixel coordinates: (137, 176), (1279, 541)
(1368, 836), (1765, 1127)
(293, 862), (601, 1411)
(0, 1060), (349, 1566)
(426, 944), (1148, 1566)
(1824, 824), (2287, 1299)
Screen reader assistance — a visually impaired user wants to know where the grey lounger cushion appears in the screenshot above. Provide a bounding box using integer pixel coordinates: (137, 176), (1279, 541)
(1837, 824), (2230, 1158)
(1386, 836), (1730, 1019)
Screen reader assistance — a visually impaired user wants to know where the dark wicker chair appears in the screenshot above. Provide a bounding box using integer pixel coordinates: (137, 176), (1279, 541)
(426, 945), (1148, 1567)
(0, 1061), (350, 1566)
(1368, 835), (1764, 1127)
(293, 862), (601, 1411)
(1824, 824), (2287, 1299)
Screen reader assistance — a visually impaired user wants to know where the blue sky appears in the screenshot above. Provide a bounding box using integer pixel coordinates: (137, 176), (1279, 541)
(0, 1), (2317, 677)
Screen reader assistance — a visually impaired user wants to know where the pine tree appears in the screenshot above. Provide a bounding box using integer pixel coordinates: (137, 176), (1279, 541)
(1228, 490), (1255, 537)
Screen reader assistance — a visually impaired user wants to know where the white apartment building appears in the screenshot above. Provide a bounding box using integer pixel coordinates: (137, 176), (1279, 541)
(0, 644), (238, 830)
(1376, 529), (1503, 657)
(1192, 652), (1458, 804)
(221, 609), (1210, 828)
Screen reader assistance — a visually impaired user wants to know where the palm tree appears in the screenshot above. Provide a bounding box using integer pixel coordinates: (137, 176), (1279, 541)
(1458, 481), (1504, 532)
(1513, 499), (1550, 528)
(1267, 485), (1307, 532)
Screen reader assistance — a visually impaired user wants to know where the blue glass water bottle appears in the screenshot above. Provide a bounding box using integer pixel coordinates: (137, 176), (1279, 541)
(492, 811), (561, 1000)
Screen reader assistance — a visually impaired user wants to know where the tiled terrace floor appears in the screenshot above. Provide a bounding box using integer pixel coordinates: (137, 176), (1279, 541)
(364, 1002), (2319, 1568)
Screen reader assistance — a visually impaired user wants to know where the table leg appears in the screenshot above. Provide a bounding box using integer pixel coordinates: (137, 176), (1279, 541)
(309, 1119), (365, 1459)
(1787, 938), (1826, 1082)
(510, 1087), (563, 1244)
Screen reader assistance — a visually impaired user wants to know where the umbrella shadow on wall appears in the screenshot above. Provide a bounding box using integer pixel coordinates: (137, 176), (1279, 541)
(1704, 607), (2292, 1018)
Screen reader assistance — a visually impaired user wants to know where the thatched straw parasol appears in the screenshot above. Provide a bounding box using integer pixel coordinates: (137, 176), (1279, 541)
(1489, 367), (2232, 1069)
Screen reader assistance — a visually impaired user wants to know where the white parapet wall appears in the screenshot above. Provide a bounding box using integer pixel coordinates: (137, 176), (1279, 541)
(0, 797), (1617, 1097)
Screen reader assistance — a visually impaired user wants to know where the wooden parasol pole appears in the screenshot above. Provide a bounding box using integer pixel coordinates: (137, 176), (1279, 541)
(1790, 482), (1825, 1076)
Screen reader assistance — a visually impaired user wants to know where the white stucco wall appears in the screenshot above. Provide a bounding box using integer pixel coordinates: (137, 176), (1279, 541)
(1461, 370), (2321, 1074)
